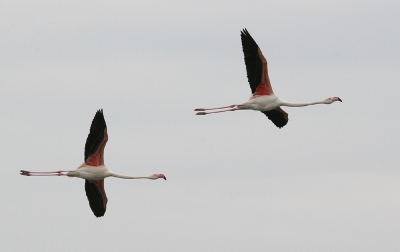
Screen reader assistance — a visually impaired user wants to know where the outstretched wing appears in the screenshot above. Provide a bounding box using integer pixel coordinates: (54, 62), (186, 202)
(84, 109), (108, 166)
(261, 107), (288, 128)
(241, 29), (273, 96)
(85, 179), (108, 217)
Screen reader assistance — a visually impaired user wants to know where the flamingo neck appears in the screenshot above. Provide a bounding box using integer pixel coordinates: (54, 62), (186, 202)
(280, 100), (325, 107)
(108, 172), (151, 179)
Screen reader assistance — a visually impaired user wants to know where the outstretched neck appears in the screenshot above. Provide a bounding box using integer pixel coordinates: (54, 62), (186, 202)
(108, 172), (150, 179)
(280, 100), (325, 107)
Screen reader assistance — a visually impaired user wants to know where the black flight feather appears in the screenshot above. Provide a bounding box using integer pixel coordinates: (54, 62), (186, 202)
(84, 109), (106, 162)
(241, 29), (263, 94)
(85, 180), (106, 217)
(261, 110), (288, 128)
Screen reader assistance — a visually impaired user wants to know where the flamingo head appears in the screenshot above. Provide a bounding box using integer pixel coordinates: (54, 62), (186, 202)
(324, 97), (342, 104)
(150, 174), (167, 180)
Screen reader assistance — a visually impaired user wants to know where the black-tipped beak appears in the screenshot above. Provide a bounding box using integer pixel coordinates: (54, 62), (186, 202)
(164, 177), (167, 180)
(338, 98), (342, 102)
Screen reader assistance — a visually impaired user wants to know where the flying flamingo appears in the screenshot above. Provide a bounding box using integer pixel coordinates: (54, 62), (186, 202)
(195, 29), (342, 128)
(20, 109), (166, 217)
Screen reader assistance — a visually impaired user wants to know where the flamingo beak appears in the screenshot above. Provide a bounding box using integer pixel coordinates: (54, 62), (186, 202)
(156, 174), (166, 180)
(338, 98), (342, 102)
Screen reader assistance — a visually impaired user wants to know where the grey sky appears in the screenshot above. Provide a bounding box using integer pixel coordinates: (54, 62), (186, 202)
(1, 0), (399, 251)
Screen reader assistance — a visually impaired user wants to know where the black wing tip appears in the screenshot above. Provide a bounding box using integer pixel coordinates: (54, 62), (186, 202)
(275, 121), (288, 128)
(240, 29), (257, 46)
(94, 109), (104, 119)
(90, 109), (106, 129)
(276, 123), (288, 129)
(240, 28), (251, 38)
(276, 118), (289, 128)
(94, 212), (106, 218)
(261, 110), (289, 128)
(241, 28), (248, 33)
(93, 109), (105, 122)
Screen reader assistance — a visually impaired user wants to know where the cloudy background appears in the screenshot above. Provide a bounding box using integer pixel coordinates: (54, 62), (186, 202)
(1, 0), (399, 251)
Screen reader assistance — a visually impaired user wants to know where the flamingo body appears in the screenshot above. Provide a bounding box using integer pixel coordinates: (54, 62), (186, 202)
(195, 29), (342, 128)
(67, 165), (109, 180)
(238, 94), (282, 111)
(21, 109), (166, 218)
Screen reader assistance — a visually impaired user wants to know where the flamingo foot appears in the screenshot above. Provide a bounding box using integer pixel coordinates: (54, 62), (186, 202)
(20, 170), (68, 176)
(20, 170), (30, 176)
(194, 105), (237, 112)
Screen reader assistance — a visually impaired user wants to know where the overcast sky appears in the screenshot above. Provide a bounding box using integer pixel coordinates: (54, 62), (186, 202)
(1, 0), (399, 251)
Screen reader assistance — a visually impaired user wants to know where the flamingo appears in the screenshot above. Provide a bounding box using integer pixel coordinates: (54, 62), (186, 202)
(20, 109), (166, 217)
(195, 29), (342, 128)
